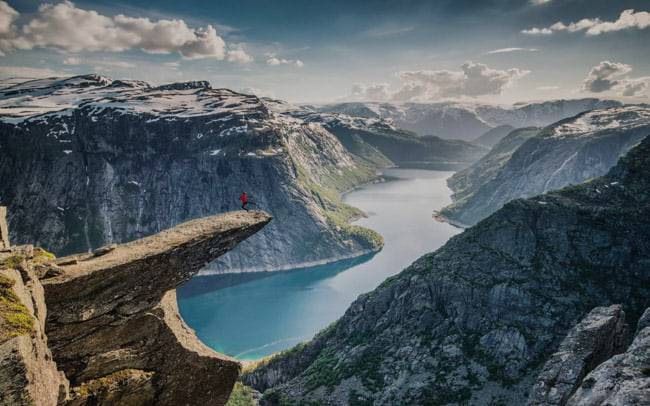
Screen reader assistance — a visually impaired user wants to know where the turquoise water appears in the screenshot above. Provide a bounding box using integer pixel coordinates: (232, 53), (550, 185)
(177, 169), (461, 360)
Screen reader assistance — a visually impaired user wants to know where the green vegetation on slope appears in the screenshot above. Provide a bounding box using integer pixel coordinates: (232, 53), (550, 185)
(296, 162), (384, 251)
(226, 382), (257, 406)
(0, 272), (34, 343)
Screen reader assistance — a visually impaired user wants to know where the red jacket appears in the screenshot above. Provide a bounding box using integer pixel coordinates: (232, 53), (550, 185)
(239, 193), (248, 203)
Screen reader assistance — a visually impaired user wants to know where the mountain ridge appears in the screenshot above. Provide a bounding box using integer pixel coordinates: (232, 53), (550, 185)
(244, 134), (650, 405)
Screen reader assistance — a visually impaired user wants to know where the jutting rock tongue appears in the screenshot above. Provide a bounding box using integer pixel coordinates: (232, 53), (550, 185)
(42, 210), (271, 405)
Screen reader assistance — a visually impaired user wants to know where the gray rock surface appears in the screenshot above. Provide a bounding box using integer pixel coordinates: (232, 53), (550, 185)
(245, 136), (650, 405)
(1, 246), (69, 406)
(0, 75), (382, 274)
(42, 210), (270, 405)
(441, 106), (650, 226)
(567, 307), (650, 406)
(528, 305), (628, 405)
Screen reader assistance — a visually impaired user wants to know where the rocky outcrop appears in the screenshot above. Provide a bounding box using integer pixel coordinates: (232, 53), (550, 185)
(1, 209), (271, 405)
(1, 245), (69, 406)
(244, 136), (650, 405)
(566, 307), (650, 405)
(0, 75), (381, 274)
(440, 106), (650, 226)
(44, 210), (270, 405)
(528, 305), (628, 405)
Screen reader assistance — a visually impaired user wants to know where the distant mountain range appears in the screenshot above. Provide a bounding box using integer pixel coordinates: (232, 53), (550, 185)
(440, 105), (650, 226)
(317, 99), (622, 141)
(268, 99), (487, 170)
(245, 134), (650, 406)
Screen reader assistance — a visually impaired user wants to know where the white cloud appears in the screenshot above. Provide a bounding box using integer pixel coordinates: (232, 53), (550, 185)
(621, 78), (650, 97)
(537, 85), (560, 91)
(530, 0), (551, 5)
(523, 9), (650, 36)
(266, 57), (304, 68)
(0, 1), (17, 35)
(582, 61), (632, 93)
(351, 83), (391, 101)
(397, 62), (530, 99)
(363, 25), (415, 38)
(582, 61), (650, 97)
(62, 56), (136, 69)
(226, 46), (254, 64)
(63, 56), (82, 65)
(350, 62), (529, 102)
(0, 65), (68, 78)
(0, 1), (235, 60)
(486, 47), (538, 54)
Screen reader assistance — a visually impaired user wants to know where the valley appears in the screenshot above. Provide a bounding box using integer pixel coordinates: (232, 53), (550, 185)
(177, 168), (461, 360)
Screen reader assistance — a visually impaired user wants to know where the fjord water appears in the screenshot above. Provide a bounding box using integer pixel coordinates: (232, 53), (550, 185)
(178, 169), (461, 360)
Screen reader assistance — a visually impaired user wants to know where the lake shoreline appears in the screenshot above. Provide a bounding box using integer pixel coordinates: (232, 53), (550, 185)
(178, 169), (461, 360)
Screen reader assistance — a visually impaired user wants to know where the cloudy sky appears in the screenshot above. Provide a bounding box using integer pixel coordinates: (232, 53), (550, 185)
(0, 0), (648, 104)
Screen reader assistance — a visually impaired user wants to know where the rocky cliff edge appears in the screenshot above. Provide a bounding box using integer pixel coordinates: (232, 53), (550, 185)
(1, 209), (271, 405)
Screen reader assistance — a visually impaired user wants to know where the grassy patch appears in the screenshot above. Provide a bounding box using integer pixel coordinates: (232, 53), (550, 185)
(0, 274), (34, 343)
(33, 247), (56, 263)
(72, 369), (154, 399)
(226, 382), (257, 406)
(295, 164), (383, 251)
(1, 254), (25, 270)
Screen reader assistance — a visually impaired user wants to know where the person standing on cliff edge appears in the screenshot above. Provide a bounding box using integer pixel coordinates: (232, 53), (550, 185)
(239, 191), (255, 211)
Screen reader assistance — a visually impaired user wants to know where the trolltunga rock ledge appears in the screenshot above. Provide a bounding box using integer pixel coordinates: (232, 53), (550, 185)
(41, 210), (271, 405)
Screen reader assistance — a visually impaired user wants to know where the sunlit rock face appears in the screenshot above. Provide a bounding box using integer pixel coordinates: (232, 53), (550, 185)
(245, 136), (650, 405)
(0, 210), (270, 405)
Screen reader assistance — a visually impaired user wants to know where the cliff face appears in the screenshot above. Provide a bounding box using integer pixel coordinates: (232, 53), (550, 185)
(441, 106), (650, 226)
(528, 305), (629, 405)
(244, 136), (650, 405)
(0, 208), (271, 405)
(445, 127), (540, 210)
(565, 308), (650, 405)
(0, 75), (381, 274)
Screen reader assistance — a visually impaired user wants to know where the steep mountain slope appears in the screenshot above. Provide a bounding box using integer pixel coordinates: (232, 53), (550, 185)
(440, 106), (650, 226)
(446, 127), (540, 208)
(0, 75), (382, 273)
(473, 124), (515, 148)
(318, 99), (622, 141)
(269, 100), (487, 170)
(244, 135), (650, 405)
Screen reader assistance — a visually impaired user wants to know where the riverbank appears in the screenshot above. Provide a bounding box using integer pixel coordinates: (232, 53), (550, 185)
(178, 169), (461, 360)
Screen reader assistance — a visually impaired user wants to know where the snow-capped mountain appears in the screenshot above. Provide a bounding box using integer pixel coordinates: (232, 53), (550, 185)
(0, 75), (386, 273)
(439, 105), (650, 226)
(318, 98), (623, 141)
